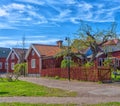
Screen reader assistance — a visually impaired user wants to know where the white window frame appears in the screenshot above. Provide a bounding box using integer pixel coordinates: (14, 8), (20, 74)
(31, 59), (36, 68)
(0, 62), (2, 69)
(11, 63), (15, 70)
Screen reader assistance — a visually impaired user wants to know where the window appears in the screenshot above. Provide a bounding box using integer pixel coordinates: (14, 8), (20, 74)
(0, 62), (2, 69)
(5, 62), (8, 69)
(98, 58), (104, 66)
(31, 59), (36, 68)
(11, 53), (15, 59)
(11, 63), (15, 70)
(115, 58), (119, 67)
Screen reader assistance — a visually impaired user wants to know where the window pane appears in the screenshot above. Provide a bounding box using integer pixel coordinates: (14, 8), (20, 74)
(11, 63), (14, 70)
(31, 59), (36, 68)
(0, 62), (2, 69)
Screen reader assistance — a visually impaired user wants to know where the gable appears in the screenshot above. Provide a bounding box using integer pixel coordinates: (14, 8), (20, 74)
(25, 45), (41, 60)
(6, 49), (20, 61)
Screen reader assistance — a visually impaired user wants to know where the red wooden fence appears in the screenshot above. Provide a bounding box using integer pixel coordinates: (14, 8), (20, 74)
(41, 66), (111, 82)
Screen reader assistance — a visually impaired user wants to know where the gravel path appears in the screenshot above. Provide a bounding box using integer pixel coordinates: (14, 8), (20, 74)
(0, 77), (120, 105)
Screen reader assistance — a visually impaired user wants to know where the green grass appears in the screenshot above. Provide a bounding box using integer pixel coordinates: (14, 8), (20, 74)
(0, 80), (77, 97)
(83, 102), (120, 106)
(0, 103), (76, 106)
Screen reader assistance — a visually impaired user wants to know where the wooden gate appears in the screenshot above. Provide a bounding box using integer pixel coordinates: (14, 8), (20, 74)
(98, 67), (111, 82)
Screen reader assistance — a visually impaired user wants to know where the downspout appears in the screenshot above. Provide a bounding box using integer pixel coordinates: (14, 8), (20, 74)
(39, 57), (42, 76)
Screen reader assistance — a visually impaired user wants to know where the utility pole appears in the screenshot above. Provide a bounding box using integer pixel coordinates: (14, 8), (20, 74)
(65, 37), (71, 81)
(22, 35), (26, 76)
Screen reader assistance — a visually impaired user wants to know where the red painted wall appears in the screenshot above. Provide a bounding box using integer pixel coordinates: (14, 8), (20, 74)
(7, 52), (18, 73)
(42, 57), (63, 69)
(27, 49), (40, 74)
(0, 58), (7, 73)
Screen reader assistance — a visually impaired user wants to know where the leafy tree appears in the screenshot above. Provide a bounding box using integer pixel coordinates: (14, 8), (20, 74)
(72, 22), (117, 64)
(61, 59), (78, 68)
(14, 62), (27, 80)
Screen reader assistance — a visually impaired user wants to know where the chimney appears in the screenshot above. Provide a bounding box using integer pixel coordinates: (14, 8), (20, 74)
(56, 40), (63, 48)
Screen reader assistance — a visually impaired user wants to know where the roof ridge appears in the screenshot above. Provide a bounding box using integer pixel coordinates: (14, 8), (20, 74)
(32, 43), (58, 47)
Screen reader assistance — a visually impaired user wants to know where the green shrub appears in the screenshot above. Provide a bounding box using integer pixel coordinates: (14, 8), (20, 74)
(55, 76), (59, 79)
(83, 62), (94, 68)
(103, 58), (112, 66)
(61, 59), (78, 68)
(14, 62), (27, 80)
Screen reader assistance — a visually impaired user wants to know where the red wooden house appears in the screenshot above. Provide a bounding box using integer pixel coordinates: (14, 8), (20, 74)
(25, 41), (63, 76)
(91, 39), (120, 67)
(0, 47), (11, 73)
(6, 48), (28, 73)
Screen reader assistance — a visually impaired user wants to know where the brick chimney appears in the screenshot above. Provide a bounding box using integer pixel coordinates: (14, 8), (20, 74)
(56, 40), (63, 48)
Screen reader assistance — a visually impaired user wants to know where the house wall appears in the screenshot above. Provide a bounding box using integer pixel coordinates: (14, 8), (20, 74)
(0, 58), (7, 73)
(7, 51), (18, 73)
(42, 57), (63, 69)
(27, 48), (40, 74)
(112, 51), (120, 58)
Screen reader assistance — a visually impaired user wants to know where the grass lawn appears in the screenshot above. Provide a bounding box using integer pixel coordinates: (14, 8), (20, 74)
(84, 102), (120, 106)
(0, 79), (77, 97)
(0, 103), (76, 106)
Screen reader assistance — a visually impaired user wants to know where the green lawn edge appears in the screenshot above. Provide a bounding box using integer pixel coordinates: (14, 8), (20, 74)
(0, 79), (77, 97)
(0, 103), (77, 106)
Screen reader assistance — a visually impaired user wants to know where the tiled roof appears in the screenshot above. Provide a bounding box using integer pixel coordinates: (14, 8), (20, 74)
(33, 44), (61, 57)
(13, 48), (28, 59)
(103, 39), (119, 46)
(0, 47), (11, 58)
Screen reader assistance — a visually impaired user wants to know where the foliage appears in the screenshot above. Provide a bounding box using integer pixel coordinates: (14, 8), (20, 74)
(103, 58), (112, 66)
(111, 70), (120, 81)
(14, 62), (27, 80)
(61, 59), (78, 68)
(83, 62), (94, 68)
(0, 80), (77, 97)
(72, 21), (117, 63)
(55, 76), (60, 79)
(6, 73), (14, 82)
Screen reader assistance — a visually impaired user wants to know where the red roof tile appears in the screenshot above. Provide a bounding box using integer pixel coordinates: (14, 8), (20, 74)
(33, 44), (61, 57)
(103, 39), (119, 46)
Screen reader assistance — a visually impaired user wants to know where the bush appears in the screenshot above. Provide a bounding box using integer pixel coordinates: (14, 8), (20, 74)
(83, 62), (94, 68)
(55, 76), (59, 79)
(14, 62), (27, 80)
(103, 58), (112, 66)
(61, 59), (78, 68)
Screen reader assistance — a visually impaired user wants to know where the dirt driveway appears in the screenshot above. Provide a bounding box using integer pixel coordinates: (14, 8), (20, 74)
(0, 77), (120, 105)
(20, 77), (120, 97)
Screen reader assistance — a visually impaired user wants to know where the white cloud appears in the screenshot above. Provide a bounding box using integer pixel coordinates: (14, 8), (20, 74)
(0, 8), (9, 16)
(0, 23), (17, 29)
(3, 3), (25, 10)
(26, 38), (60, 44)
(77, 1), (93, 11)
(15, 0), (45, 5)
(26, 35), (46, 38)
(0, 36), (10, 39)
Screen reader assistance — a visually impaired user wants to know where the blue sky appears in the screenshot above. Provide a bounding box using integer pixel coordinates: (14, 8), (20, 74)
(0, 0), (120, 48)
